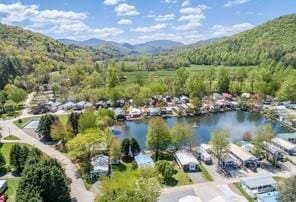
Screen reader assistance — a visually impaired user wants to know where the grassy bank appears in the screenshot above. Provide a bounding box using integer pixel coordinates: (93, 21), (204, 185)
(199, 163), (213, 181)
(5, 178), (20, 202)
(233, 182), (254, 202)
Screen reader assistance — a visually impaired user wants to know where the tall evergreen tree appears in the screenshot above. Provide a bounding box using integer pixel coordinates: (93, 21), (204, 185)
(130, 138), (141, 157)
(68, 112), (80, 135)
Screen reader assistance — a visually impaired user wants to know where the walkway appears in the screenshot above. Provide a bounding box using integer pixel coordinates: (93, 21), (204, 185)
(0, 120), (94, 202)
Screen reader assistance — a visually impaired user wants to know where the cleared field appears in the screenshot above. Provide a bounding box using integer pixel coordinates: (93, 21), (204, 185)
(122, 65), (256, 84)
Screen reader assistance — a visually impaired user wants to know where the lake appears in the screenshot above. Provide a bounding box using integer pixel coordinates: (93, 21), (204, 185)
(113, 111), (292, 149)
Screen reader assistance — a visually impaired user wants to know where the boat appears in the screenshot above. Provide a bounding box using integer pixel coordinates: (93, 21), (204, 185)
(192, 123), (199, 128)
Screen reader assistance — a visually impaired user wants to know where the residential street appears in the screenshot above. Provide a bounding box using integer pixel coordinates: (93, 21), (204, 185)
(0, 120), (94, 202)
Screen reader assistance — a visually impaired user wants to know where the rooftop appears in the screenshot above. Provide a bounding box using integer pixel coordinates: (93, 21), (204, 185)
(229, 143), (257, 162)
(175, 150), (199, 165)
(240, 175), (276, 189)
(134, 153), (154, 168)
(271, 138), (296, 150)
(90, 155), (109, 173)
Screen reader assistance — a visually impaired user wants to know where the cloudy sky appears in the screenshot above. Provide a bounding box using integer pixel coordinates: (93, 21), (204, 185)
(0, 0), (295, 44)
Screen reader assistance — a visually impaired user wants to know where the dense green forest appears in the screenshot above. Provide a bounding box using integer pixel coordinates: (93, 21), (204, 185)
(181, 14), (296, 66)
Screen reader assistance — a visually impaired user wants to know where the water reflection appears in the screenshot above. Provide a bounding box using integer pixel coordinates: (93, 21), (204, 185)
(113, 111), (291, 149)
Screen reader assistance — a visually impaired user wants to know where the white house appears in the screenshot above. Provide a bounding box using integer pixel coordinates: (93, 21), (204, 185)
(175, 150), (199, 172)
(240, 175), (278, 199)
(90, 155), (109, 180)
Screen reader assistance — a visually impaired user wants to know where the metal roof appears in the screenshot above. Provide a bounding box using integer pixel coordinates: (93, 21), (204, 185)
(90, 155), (109, 173)
(229, 143), (257, 162)
(175, 150), (199, 165)
(240, 175), (275, 189)
(271, 138), (296, 150)
(277, 132), (296, 140)
(134, 153), (154, 168)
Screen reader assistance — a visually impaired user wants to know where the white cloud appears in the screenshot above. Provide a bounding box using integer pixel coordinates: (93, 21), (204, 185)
(117, 18), (132, 25)
(154, 13), (175, 22)
(181, 0), (190, 7)
(212, 23), (254, 37)
(161, 0), (177, 3)
(131, 23), (168, 32)
(0, 2), (123, 40)
(224, 0), (250, 7)
(103, 0), (124, 6)
(174, 5), (207, 31)
(115, 3), (139, 16)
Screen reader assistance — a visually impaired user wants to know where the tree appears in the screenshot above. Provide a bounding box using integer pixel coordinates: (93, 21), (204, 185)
(106, 65), (120, 88)
(146, 117), (171, 161)
(98, 167), (161, 202)
(174, 67), (189, 95)
(252, 124), (275, 161)
(121, 138), (130, 157)
(110, 139), (121, 163)
(37, 114), (56, 141)
(185, 73), (207, 98)
(277, 74), (296, 102)
(66, 129), (104, 161)
(135, 74), (144, 86)
(217, 68), (230, 93)
(204, 67), (216, 92)
(78, 108), (97, 132)
(16, 159), (71, 202)
(279, 176), (296, 202)
(170, 123), (193, 151)
(155, 160), (176, 184)
(4, 84), (26, 103)
(130, 138), (141, 157)
(51, 121), (74, 144)
(68, 112), (80, 135)
(97, 109), (115, 130)
(210, 130), (230, 162)
(10, 144), (30, 173)
(0, 152), (5, 169)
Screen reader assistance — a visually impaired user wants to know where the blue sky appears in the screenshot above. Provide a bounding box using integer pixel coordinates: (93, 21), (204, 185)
(0, 0), (295, 44)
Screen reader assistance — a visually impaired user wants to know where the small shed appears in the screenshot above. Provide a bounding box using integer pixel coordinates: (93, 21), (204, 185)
(134, 153), (154, 168)
(90, 155), (109, 180)
(175, 150), (199, 172)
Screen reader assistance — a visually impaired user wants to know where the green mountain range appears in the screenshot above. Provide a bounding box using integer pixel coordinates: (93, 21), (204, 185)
(182, 14), (296, 67)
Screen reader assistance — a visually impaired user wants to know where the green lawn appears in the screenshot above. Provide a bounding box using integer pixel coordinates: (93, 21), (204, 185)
(0, 143), (31, 168)
(233, 182), (254, 202)
(5, 178), (20, 202)
(13, 117), (34, 128)
(199, 163), (214, 181)
(123, 65), (257, 84)
(172, 169), (192, 186)
(13, 114), (69, 129)
(2, 135), (20, 141)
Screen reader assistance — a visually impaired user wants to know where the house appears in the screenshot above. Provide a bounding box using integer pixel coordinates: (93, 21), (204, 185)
(134, 153), (154, 168)
(0, 180), (7, 194)
(148, 107), (160, 116)
(90, 155), (109, 180)
(199, 146), (212, 165)
(277, 132), (296, 143)
(129, 108), (142, 118)
(60, 101), (75, 111)
(271, 137), (296, 156)
(180, 96), (189, 104)
(262, 142), (285, 162)
(73, 101), (86, 110)
(114, 108), (126, 121)
(240, 175), (278, 199)
(175, 150), (199, 172)
(228, 144), (258, 170)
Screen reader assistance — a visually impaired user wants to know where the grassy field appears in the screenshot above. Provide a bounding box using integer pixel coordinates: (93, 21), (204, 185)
(122, 64), (256, 84)
(232, 182), (254, 202)
(5, 178), (20, 202)
(199, 163), (214, 181)
(2, 135), (20, 141)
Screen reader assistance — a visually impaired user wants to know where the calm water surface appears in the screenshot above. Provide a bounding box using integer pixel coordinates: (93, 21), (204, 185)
(113, 111), (291, 149)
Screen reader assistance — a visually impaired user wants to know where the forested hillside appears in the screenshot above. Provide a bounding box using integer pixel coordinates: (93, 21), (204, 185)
(0, 24), (95, 89)
(183, 14), (296, 67)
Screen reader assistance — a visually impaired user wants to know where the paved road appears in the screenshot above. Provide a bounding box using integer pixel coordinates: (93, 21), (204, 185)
(0, 120), (94, 202)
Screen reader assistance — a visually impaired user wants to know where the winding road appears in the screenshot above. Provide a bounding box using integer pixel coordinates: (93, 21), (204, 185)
(0, 110), (94, 202)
